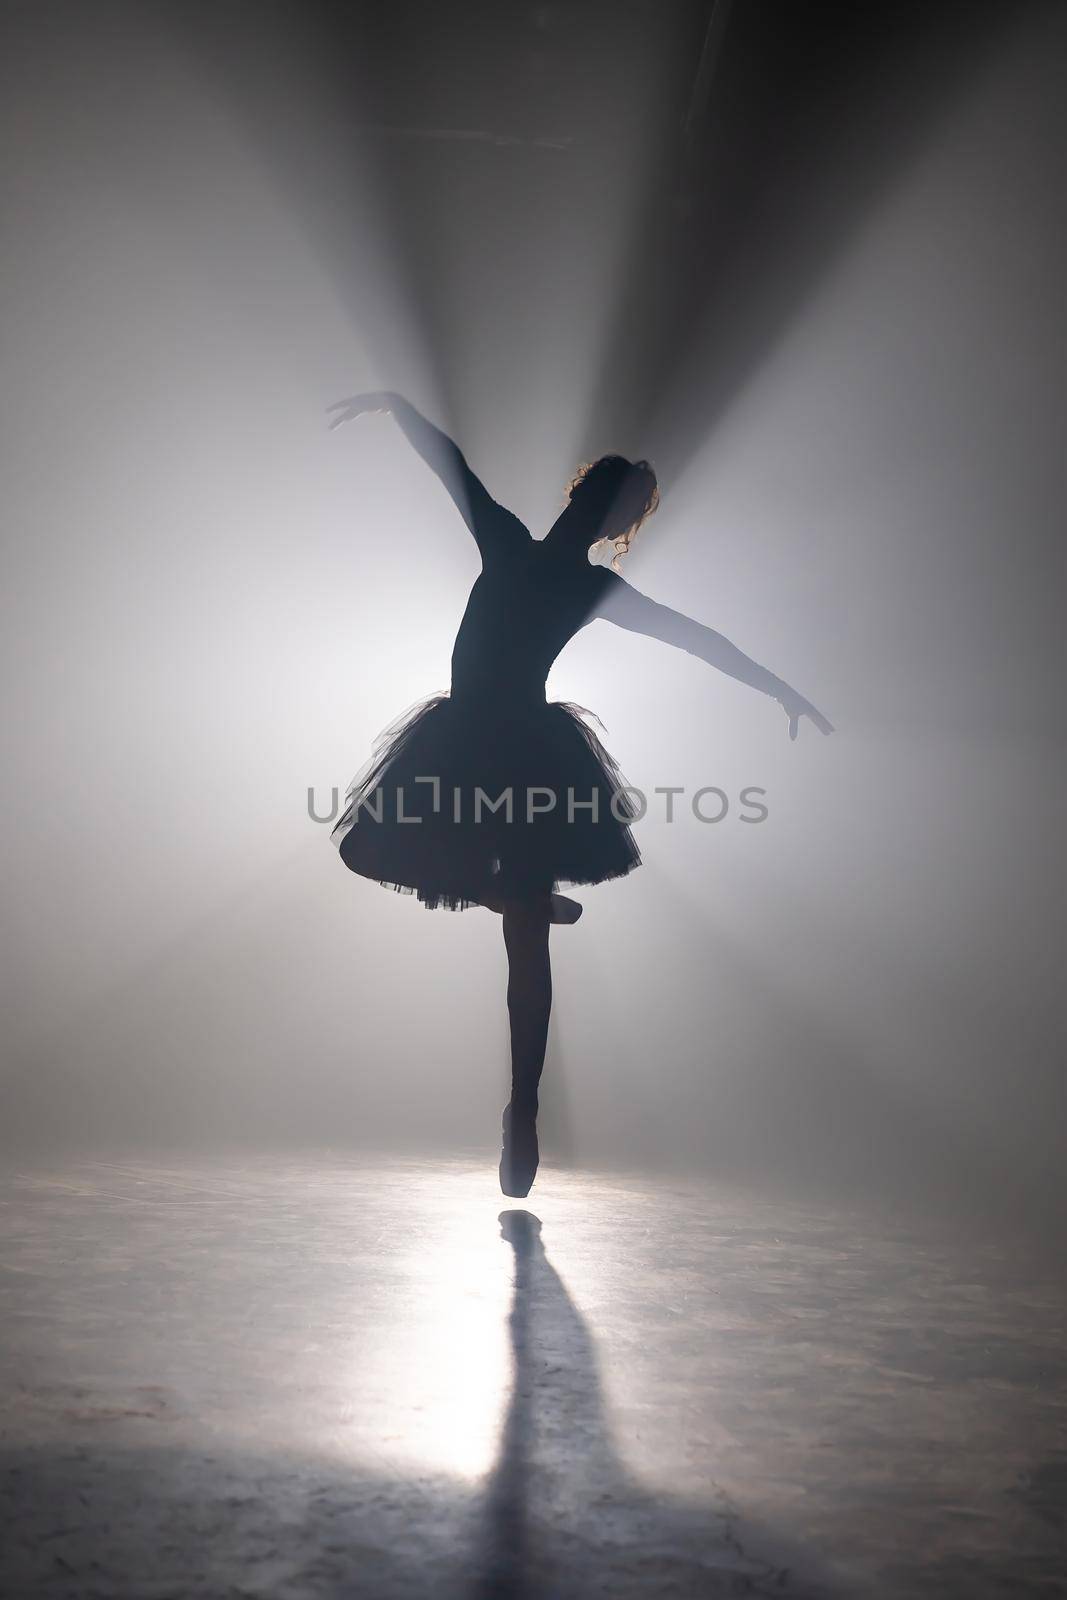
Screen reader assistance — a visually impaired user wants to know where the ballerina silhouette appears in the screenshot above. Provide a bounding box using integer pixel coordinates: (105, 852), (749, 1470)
(328, 393), (832, 1197)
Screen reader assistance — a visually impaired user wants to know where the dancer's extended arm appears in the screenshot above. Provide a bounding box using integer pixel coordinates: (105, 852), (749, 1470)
(327, 391), (527, 555)
(597, 573), (833, 740)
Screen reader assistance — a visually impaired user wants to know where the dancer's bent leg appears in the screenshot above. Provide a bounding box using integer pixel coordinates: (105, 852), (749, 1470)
(480, 891), (582, 925)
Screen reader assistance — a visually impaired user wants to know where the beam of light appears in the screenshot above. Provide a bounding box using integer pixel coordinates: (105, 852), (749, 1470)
(589, 4), (1026, 501)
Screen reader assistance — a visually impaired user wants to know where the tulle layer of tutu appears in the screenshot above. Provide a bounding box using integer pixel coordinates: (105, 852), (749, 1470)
(333, 692), (642, 910)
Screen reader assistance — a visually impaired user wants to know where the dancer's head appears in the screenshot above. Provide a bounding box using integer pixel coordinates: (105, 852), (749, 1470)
(565, 455), (660, 569)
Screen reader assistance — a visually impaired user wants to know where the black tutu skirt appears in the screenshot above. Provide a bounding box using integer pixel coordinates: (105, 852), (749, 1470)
(333, 692), (642, 909)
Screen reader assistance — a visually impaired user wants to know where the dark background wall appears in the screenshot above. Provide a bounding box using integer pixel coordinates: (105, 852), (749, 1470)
(1, 1), (1064, 1236)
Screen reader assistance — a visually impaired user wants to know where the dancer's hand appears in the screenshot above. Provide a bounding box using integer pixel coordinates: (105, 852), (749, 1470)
(778, 687), (834, 741)
(326, 392), (396, 429)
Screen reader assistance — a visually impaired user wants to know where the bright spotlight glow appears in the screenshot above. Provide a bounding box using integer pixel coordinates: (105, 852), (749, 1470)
(340, 1176), (512, 1479)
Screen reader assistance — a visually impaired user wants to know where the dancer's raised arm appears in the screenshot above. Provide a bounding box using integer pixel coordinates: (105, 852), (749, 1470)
(327, 391), (528, 559)
(596, 572), (833, 741)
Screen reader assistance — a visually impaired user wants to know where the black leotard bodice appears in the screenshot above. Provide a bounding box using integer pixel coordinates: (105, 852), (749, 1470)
(449, 513), (609, 712)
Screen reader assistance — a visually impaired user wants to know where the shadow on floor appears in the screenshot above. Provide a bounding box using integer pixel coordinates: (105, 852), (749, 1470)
(475, 1208), (816, 1598)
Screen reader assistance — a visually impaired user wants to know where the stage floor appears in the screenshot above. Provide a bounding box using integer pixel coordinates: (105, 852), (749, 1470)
(0, 1156), (1063, 1597)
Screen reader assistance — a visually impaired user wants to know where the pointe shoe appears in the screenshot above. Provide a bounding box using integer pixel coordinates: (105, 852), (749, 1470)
(499, 1102), (539, 1198)
(550, 892), (583, 925)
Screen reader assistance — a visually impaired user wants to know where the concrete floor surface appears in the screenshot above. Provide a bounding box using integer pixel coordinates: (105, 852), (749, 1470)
(0, 1156), (1063, 1598)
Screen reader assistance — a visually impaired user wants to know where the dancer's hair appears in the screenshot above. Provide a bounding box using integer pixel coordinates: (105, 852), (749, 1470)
(566, 455), (660, 570)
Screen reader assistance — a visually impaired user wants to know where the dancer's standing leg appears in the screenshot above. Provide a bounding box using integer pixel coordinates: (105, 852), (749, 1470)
(499, 895), (552, 1196)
